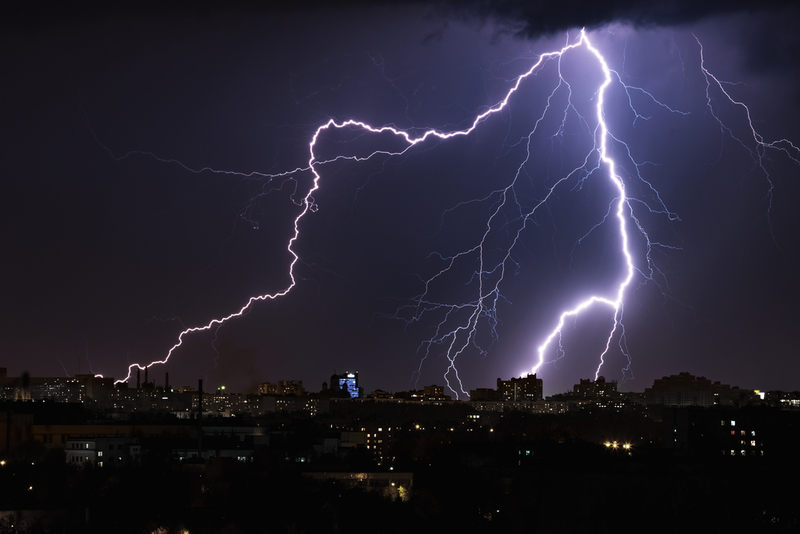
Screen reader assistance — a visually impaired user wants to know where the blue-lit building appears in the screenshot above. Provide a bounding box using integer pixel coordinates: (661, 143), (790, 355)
(331, 371), (362, 399)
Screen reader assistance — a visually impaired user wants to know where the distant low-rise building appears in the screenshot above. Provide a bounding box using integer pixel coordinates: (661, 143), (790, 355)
(469, 388), (500, 401)
(66, 437), (141, 467)
(765, 390), (800, 409)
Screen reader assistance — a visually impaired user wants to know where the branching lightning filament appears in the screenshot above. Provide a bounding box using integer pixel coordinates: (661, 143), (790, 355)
(107, 29), (797, 399)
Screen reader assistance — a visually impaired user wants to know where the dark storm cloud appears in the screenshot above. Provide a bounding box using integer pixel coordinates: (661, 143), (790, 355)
(449, 0), (798, 35)
(4, 0), (795, 32)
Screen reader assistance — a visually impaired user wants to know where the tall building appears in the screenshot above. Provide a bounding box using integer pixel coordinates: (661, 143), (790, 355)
(573, 376), (618, 399)
(497, 374), (543, 402)
(258, 382), (278, 395)
(646, 372), (715, 406)
(331, 371), (361, 399)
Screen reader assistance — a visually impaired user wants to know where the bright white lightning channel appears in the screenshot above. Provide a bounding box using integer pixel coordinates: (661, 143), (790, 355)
(403, 30), (675, 397)
(108, 30), (797, 397)
(526, 35), (631, 384)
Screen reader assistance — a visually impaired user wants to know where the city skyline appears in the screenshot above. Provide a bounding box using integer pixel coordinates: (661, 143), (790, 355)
(3, 2), (800, 397)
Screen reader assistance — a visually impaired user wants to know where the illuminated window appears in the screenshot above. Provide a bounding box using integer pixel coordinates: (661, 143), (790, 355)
(751, 431), (756, 436)
(731, 450), (735, 456)
(731, 421), (736, 426)
(751, 440), (756, 447)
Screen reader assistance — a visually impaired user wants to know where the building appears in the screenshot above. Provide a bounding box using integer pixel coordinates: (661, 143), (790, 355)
(331, 371), (361, 399)
(574, 376), (618, 399)
(497, 374), (543, 402)
(661, 406), (800, 459)
(65, 436), (141, 467)
(645, 372), (758, 407)
(422, 385), (451, 401)
(277, 380), (305, 396)
(258, 382), (277, 395)
(469, 388), (500, 401)
(364, 423), (394, 464)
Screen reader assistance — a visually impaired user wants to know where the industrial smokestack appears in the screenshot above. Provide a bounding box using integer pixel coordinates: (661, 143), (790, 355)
(137, 369), (140, 390)
(144, 366), (148, 387)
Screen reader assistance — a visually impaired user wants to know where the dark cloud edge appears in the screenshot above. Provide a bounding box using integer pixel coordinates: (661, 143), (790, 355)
(454, 0), (798, 35)
(3, 0), (797, 35)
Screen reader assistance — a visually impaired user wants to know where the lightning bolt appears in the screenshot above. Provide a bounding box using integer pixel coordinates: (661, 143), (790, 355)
(399, 30), (684, 397)
(695, 34), (800, 240)
(105, 29), (797, 398)
(525, 34), (635, 388)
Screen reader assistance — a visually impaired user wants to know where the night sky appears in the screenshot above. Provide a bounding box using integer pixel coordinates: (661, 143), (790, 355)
(3, 2), (800, 397)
